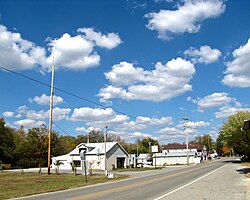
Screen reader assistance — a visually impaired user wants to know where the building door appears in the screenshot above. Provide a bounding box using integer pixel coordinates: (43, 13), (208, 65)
(117, 157), (125, 168)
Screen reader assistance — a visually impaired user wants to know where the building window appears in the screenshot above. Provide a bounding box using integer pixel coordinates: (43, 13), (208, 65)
(73, 161), (81, 167)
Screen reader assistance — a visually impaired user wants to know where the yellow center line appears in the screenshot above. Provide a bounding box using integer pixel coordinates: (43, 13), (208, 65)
(70, 165), (211, 200)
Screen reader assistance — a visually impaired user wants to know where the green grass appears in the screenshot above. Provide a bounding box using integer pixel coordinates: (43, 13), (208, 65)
(0, 171), (129, 200)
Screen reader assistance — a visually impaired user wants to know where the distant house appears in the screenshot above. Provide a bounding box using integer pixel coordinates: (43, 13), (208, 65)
(152, 144), (207, 166)
(51, 142), (129, 171)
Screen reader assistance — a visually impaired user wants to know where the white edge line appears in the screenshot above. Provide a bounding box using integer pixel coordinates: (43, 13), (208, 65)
(154, 163), (230, 200)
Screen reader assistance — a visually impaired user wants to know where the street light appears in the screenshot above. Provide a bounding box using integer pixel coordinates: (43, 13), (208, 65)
(183, 117), (189, 166)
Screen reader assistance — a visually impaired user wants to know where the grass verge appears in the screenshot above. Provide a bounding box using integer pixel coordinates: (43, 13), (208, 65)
(0, 171), (129, 200)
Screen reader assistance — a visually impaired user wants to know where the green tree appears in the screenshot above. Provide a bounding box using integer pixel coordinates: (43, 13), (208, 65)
(25, 125), (48, 171)
(75, 134), (88, 144)
(126, 143), (139, 155)
(14, 126), (28, 168)
(137, 137), (160, 155)
(0, 118), (15, 164)
(54, 135), (76, 156)
(218, 111), (250, 161)
(107, 133), (129, 152)
(89, 130), (104, 142)
(190, 134), (214, 152)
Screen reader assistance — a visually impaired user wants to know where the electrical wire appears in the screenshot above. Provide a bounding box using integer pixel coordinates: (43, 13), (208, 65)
(0, 65), (213, 134)
(0, 65), (137, 120)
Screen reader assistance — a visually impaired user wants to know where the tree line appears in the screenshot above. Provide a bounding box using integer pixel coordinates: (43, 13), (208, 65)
(0, 118), (159, 168)
(1, 110), (249, 168)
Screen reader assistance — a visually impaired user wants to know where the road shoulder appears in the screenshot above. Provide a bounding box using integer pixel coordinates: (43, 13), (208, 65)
(157, 160), (246, 200)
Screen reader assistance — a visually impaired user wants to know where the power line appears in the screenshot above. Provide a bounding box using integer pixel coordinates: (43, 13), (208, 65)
(0, 65), (137, 120)
(1, 66), (214, 134)
(52, 122), (72, 136)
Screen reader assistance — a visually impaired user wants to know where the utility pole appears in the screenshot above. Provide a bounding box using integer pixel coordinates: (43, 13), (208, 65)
(104, 125), (108, 176)
(148, 142), (151, 154)
(87, 133), (90, 143)
(183, 117), (189, 166)
(48, 62), (55, 175)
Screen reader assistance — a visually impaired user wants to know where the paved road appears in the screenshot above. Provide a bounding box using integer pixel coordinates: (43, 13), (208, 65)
(14, 157), (247, 200)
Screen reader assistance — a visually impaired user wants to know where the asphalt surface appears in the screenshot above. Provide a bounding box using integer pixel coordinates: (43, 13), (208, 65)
(13, 157), (247, 200)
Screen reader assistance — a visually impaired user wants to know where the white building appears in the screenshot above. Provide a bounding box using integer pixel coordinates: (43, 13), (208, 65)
(152, 144), (207, 166)
(51, 142), (129, 171)
(153, 152), (200, 166)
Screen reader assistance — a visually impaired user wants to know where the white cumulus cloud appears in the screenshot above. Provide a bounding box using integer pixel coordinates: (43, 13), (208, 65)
(188, 92), (235, 112)
(0, 25), (46, 70)
(69, 107), (116, 122)
(48, 107), (71, 121)
(145, 0), (225, 40)
(186, 121), (210, 128)
(75, 126), (87, 133)
(16, 105), (70, 121)
(0, 25), (121, 72)
(14, 119), (44, 129)
(78, 28), (122, 49)
(215, 106), (243, 119)
(157, 127), (180, 134)
(30, 94), (64, 106)
(98, 58), (195, 103)
(2, 111), (14, 117)
(129, 131), (153, 139)
(184, 45), (221, 64)
(45, 33), (100, 71)
(222, 38), (250, 88)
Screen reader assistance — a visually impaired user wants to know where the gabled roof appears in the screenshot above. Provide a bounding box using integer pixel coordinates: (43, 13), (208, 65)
(162, 144), (205, 151)
(68, 142), (128, 156)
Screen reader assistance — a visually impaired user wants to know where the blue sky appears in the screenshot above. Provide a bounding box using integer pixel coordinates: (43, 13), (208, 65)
(0, 0), (250, 144)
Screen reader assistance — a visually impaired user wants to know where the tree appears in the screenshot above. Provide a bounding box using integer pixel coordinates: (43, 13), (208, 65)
(14, 126), (28, 168)
(89, 130), (104, 142)
(107, 133), (129, 152)
(137, 137), (160, 155)
(190, 134), (214, 152)
(218, 111), (250, 161)
(75, 130), (104, 144)
(126, 143), (138, 155)
(75, 134), (88, 144)
(0, 118), (15, 164)
(54, 136), (77, 156)
(216, 133), (231, 156)
(25, 125), (48, 172)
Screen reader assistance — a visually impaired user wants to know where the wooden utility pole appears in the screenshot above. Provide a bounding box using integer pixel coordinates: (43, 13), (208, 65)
(48, 62), (55, 175)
